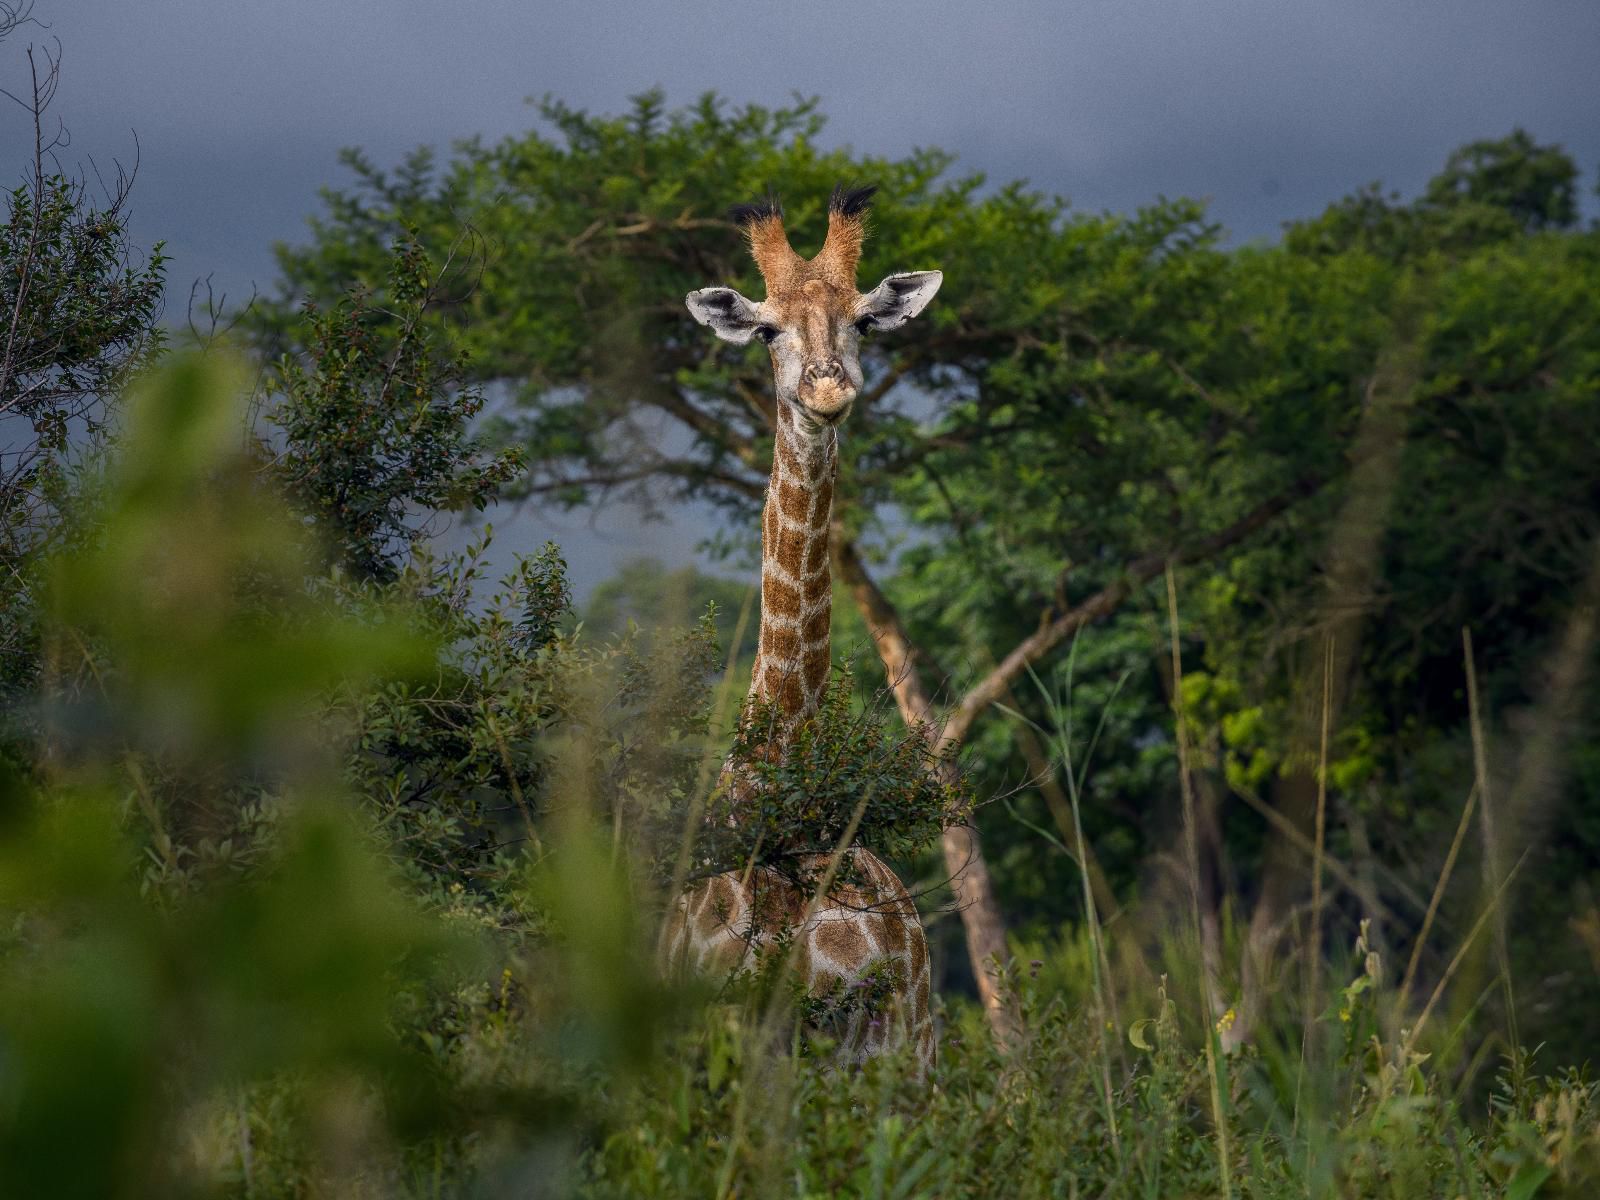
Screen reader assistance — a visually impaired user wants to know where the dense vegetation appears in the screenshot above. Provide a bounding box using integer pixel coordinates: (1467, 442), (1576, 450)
(1, 29), (1598, 1196)
(260, 90), (1600, 1052)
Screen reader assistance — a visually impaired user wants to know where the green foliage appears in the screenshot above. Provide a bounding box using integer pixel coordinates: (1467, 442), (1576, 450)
(0, 46), (167, 708)
(48, 355), (431, 769)
(265, 234), (522, 582)
(0, 351), (716, 1194)
(1, 355), (468, 1193)
(342, 531), (724, 915)
(673, 670), (969, 888)
(1423, 128), (1580, 232)
(338, 536), (570, 900)
(586, 940), (1600, 1199)
(0, 164), (166, 526)
(0, 788), (469, 1200)
(1286, 128), (1581, 256)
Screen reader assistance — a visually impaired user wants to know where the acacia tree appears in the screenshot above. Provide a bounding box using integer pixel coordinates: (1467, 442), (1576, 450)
(258, 95), (1600, 1044)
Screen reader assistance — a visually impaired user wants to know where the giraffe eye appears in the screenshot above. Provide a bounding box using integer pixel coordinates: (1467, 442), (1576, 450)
(854, 315), (876, 336)
(755, 324), (780, 345)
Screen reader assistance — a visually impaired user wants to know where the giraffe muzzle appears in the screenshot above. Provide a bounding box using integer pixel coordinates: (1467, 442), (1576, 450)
(799, 359), (856, 418)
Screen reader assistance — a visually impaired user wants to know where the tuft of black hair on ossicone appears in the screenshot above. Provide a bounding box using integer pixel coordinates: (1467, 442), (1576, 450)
(829, 183), (878, 218)
(728, 192), (783, 227)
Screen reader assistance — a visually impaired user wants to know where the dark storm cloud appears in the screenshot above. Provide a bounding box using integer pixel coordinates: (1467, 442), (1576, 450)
(4, 0), (1596, 591)
(12, 0), (1598, 302)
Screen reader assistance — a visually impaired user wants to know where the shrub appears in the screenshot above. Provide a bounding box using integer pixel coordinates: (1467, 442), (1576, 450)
(661, 669), (971, 893)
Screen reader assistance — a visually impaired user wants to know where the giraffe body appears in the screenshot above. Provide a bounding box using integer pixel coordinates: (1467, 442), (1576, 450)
(657, 849), (935, 1070)
(668, 186), (944, 1071)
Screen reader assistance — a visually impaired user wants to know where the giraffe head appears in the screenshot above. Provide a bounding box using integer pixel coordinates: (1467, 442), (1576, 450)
(686, 186), (942, 437)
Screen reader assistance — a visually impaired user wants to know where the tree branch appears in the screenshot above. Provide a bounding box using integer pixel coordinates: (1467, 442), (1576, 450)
(831, 473), (1327, 1047)
(645, 385), (766, 473)
(525, 459), (765, 503)
(831, 523), (1020, 1044)
(939, 473), (1327, 751)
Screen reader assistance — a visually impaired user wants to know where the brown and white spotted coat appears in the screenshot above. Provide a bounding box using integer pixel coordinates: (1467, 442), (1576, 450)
(660, 187), (944, 1071)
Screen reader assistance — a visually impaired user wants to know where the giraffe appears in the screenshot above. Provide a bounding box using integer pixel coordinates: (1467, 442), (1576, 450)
(658, 186), (944, 1070)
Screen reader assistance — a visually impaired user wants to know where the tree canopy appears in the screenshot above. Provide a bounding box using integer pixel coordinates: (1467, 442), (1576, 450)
(259, 97), (1600, 1051)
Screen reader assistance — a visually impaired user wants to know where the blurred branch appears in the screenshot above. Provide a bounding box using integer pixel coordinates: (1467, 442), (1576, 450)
(525, 459), (764, 503)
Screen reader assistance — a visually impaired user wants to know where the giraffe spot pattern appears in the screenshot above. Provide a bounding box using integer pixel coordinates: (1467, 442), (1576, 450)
(812, 915), (869, 964)
(762, 575), (802, 618)
(761, 626), (800, 661)
(748, 412), (838, 728)
(658, 850), (936, 1074)
(776, 673), (805, 715)
(779, 482), (808, 524)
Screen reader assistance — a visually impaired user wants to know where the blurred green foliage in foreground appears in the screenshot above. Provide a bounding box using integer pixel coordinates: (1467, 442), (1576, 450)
(0, 347), (692, 1194)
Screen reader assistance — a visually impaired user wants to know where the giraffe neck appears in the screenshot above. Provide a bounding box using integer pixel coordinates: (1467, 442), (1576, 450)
(748, 415), (837, 744)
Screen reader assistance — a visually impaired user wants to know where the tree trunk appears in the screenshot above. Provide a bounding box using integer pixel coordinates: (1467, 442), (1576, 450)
(1242, 331), (1419, 1039)
(832, 531), (1021, 1045)
(940, 820), (1019, 1044)
(828, 469), (1333, 1048)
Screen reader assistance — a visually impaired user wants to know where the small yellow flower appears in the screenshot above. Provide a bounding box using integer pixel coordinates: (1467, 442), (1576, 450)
(1215, 1007), (1236, 1034)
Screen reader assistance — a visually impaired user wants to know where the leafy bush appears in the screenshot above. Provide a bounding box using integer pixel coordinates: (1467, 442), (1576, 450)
(586, 936), (1600, 1199)
(670, 670), (970, 891)
(265, 234), (521, 583)
(341, 530), (724, 914)
(0, 348), (712, 1194)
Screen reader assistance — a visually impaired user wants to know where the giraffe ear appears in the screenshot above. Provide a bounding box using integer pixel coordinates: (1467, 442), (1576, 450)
(686, 287), (764, 345)
(858, 271), (942, 332)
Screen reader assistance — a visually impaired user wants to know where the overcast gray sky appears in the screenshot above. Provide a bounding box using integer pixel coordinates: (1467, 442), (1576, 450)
(5, 0), (1597, 595)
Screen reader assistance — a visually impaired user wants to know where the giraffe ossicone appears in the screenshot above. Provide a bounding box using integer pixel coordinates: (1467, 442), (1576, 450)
(661, 186), (944, 1071)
